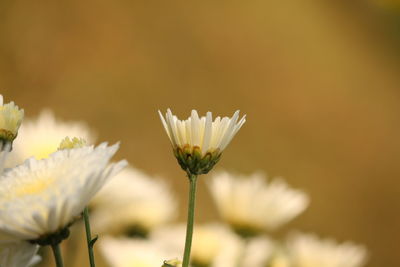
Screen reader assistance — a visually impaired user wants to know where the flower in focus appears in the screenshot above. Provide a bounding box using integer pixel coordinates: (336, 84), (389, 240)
(286, 232), (367, 267)
(7, 109), (95, 167)
(100, 236), (181, 267)
(0, 95), (24, 146)
(207, 171), (309, 237)
(91, 166), (177, 236)
(0, 142), (127, 244)
(0, 241), (41, 267)
(152, 223), (243, 267)
(159, 109), (246, 175)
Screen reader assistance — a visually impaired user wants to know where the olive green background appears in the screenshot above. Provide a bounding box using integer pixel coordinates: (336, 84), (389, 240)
(1, 1), (400, 266)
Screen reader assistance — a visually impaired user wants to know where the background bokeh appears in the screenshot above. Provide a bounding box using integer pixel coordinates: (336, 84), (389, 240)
(1, 1), (400, 266)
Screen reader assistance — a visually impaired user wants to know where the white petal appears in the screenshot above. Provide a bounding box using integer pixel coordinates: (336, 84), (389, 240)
(201, 112), (213, 154)
(191, 110), (200, 146)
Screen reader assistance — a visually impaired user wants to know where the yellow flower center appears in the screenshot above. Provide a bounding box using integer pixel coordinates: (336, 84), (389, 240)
(58, 137), (87, 150)
(14, 176), (55, 197)
(30, 143), (59, 159)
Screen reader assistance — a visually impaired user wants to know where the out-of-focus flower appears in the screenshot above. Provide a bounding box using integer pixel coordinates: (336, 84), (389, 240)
(0, 143), (126, 243)
(207, 171), (309, 237)
(91, 166), (177, 236)
(268, 250), (291, 267)
(159, 109), (245, 175)
(0, 241), (40, 267)
(0, 95), (24, 147)
(286, 232), (367, 267)
(152, 223), (243, 267)
(7, 109), (95, 167)
(241, 236), (275, 267)
(100, 236), (181, 267)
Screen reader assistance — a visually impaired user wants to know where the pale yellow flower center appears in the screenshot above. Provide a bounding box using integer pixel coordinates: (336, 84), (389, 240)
(14, 176), (55, 197)
(58, 137), (87, 150)
(29, 143), (59, 160)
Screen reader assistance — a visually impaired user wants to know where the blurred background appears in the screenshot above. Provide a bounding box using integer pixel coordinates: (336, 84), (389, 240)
(1, 1), (400, 266)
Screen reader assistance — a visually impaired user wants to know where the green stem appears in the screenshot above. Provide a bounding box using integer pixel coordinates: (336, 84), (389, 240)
(83, 206), (96, 267)
(182, 174), (198, 267)
(51, 243), (64, 267)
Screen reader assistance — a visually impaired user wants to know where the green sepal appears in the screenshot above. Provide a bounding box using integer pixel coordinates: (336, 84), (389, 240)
(173, 146), (222, 176)
(0, 129), (16, 142)
(231, 223), (263, 239)
(29, 227), (70, 246)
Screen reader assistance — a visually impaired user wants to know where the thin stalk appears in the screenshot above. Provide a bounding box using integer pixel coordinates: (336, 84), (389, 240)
(83, 206), (96, 267)
(182, 174), (198, 267)
(51, 243), (64, 267)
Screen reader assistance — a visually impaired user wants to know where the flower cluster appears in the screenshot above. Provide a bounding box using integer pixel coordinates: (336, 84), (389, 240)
(0, 99), (368, 267)
(0, 94), (127, 266)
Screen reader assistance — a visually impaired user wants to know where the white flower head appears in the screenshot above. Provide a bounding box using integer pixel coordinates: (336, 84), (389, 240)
(0, 142), (127, 244)
(286, 232), (367, 267)
(207, 171), (309, 237)
(0, 241), (41, 267)
(0, 95), (24, 145)
(159, 109), (246, 175)
(100, 236), (181, 267)
(91, 166), (177, 236)
(7, 109), (95, 167)
(152, 223), (243, 267)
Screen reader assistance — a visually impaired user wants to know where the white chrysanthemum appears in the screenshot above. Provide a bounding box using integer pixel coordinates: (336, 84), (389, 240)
(0, 95), (24, 143)
(100, 236), (181, 267)
(159, 109), (245, 175)
(207, 171), (309, 236)
(0, 143), (127, 241)
(0, 241), (41, 267)
(90, 166), (177, 235)
(152, 223), (243, 267)
(7, 109), (95, 167)
(286, 232), (367, 267)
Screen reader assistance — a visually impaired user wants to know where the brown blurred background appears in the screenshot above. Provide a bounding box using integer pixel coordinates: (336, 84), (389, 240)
(1, 1), (400, 266)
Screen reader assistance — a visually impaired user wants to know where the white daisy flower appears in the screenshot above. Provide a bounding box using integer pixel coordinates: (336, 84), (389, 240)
(152, 223), (243, 267)
(0, 142), (127, 244)
(286, 232), (367, 267)
(0, 95), (24, 145)
(158, 109), (246, 175)
(7, 109), (95, 167)
(207, 171), (309, 236)
(90, 166), (177, 236)
(100, 236), (181, 267)
(0, 241), (41, 267)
